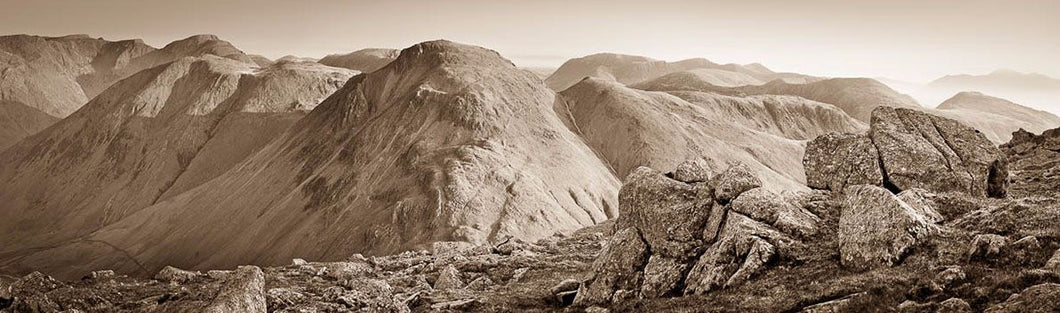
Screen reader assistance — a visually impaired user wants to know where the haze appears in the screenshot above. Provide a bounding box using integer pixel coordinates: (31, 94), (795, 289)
(1, 0), (1058, 82)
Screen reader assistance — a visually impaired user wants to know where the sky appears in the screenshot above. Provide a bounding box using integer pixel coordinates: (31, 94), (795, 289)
(1, 0), (1058, 83)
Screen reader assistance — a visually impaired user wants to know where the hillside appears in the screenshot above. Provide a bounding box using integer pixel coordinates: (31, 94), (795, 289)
(543, 53), (817, 91)
(0, 101), (59, 151)
(318, 48), (399, 73)
(1, 40), (621, 278)
(0, 56), (355, 267)
(933, 92), (1060, 143)
(636, 76), (922, 122)
(555, 77), (838, 192)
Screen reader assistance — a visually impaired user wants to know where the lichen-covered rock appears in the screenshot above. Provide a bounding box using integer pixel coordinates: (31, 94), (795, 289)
(804, 132), (882, 191)
(617, 166), (714, 258)
(712, 162), (762, 203)
(154, 266), (202, 283)
(870, 107), (1007, 198)
(266, 288), (306, 310)
(684, 213), (788, 295)
(985, 283), (1060, 313)
(671, 157), (714, 183)
(639, 255), (689, 298)
(574, 227), (650, 305)
(1046, 249), (1060, 273)
(839, 185), (939, 269)
(731, 187), (820, 237)
(434, 265), (464, 290)
(937, 297), (973, 313)
(969, 234), (1009, 260)
(203, 265), (265, 313)
(896, 188), (944, 224)
(1001, 127), (1060, 197)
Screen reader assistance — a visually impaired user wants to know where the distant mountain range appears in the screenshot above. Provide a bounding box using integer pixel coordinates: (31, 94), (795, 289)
(880, 69), (1060, 117)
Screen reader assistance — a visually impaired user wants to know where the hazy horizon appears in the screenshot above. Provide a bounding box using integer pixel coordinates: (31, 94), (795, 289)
(2, 0), (1058, 83)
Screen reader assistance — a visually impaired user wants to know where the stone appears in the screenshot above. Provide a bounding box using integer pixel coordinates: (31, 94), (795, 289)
(154, 266), (202, 283)
(803, 132), (882, 191)
(585, 306), (610, 313)
(639, 255), (689, 298)
(839, 185), (939, 269)
(434, 265), (464, 290)
(87, 270), (115, 280)
(896, 188), (944, 224)
(671, 157), (713, 183)
(936, 266), (967, 287)
(341, 278), (403, 311)
(798, 292), (867, 313)
(684, 213), (787, 295)
(508, 267), (530, 285)
(555, 290), (578, 306)
(266, 288), (306, 310)
(870, 107), (1007, 198)
(1012, 236), (1041, 250)
(203, 265), (266, 313)
(985, 283), (1060, 313)
(574, 227), (650, 305)
(937, 297), (973, 313)
(617, 166), (714, 259)
(465, 276), (494, 291)
(712, 162), (762, 203)
(969, 234), (1009, 260)
(1045, 249), (1060, 273)
(430, 241), (475, 258)
(702, 202), (728, 243)
(291, 258), (308, 266)
(731, 187), (820, 237)
(550, 279), (581, 295)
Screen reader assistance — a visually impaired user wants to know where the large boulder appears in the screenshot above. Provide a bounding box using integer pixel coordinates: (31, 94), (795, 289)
(203, 265), (266, 313)
(1001, 127), (1060, 197)
(804, 107), (1008, 198)
(804, 132), (882, 191)
(574, 227), (650, 305)
(617, 167), (714, 259)
(839, 185), (940, 269)
(731, 188), (820, 237)
(684, 213), (793, 295)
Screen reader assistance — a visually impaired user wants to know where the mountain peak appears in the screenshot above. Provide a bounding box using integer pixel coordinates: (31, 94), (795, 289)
(393, 39), (514, 69)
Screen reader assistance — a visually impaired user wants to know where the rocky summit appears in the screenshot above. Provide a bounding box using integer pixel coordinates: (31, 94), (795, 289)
(0, 27), (1058, 312)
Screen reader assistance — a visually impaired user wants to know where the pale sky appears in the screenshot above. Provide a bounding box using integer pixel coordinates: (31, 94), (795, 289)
(1, 0), (1058, 82)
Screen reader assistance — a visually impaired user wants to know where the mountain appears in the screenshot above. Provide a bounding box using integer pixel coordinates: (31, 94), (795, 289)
(0, 34), (258, 148)
(555, 77), (864, 192)
(318, 48), (400, 73)
(636, 76), (922, 122)
(917, 70), (1060, 115)
(2, 40), (620, 278)
(932, 91), (1060, 143)
(0, 56), (355, 268)
(0, 101), (59, 151)
(543, 53), (818, 91)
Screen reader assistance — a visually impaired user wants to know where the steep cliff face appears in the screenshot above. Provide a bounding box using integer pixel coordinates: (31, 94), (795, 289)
(4, 40), (620, 277)
(0, 56), (354, 264)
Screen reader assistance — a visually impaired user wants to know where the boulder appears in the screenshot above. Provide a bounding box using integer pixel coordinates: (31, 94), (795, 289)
(203, 265), (266, 313)
(937, 298), (973, 313)
(154, 266), (202, 283)
(803, 132), (882, 191)
(684, 213), (789, 295)
(266, 288), (306, 310)
(1045, 249), (1060, 273)
(574, 227), (650, 305)
(839, 185), (939, 269)
(870, 107), (1007, 198)
(712, 162), (762, 203)
(617, 166), (714, 259)
(896, 188), (944, 224)
(639, 255), (689, 298)
(804, 107), (1009, 198)
(731, 188), (820, 237)
(985, 283), (1060, 313)
(969, 234), (1009, 260)
(434, 265), (464, 290)
(671, 157), (714, 183)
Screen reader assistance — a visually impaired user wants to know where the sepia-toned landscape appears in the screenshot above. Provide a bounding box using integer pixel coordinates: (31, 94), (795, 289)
(1, 1), (1059, 312)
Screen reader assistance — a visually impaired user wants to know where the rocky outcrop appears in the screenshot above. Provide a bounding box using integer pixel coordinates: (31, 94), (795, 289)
(204, 266), (266, 313)
(805, 106), (1009, 198)
(985, 283), (1060, 313)
(1001, 127), (1060, 198)
(576, 160), (814, 305)
(838, 185), (939, 269)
